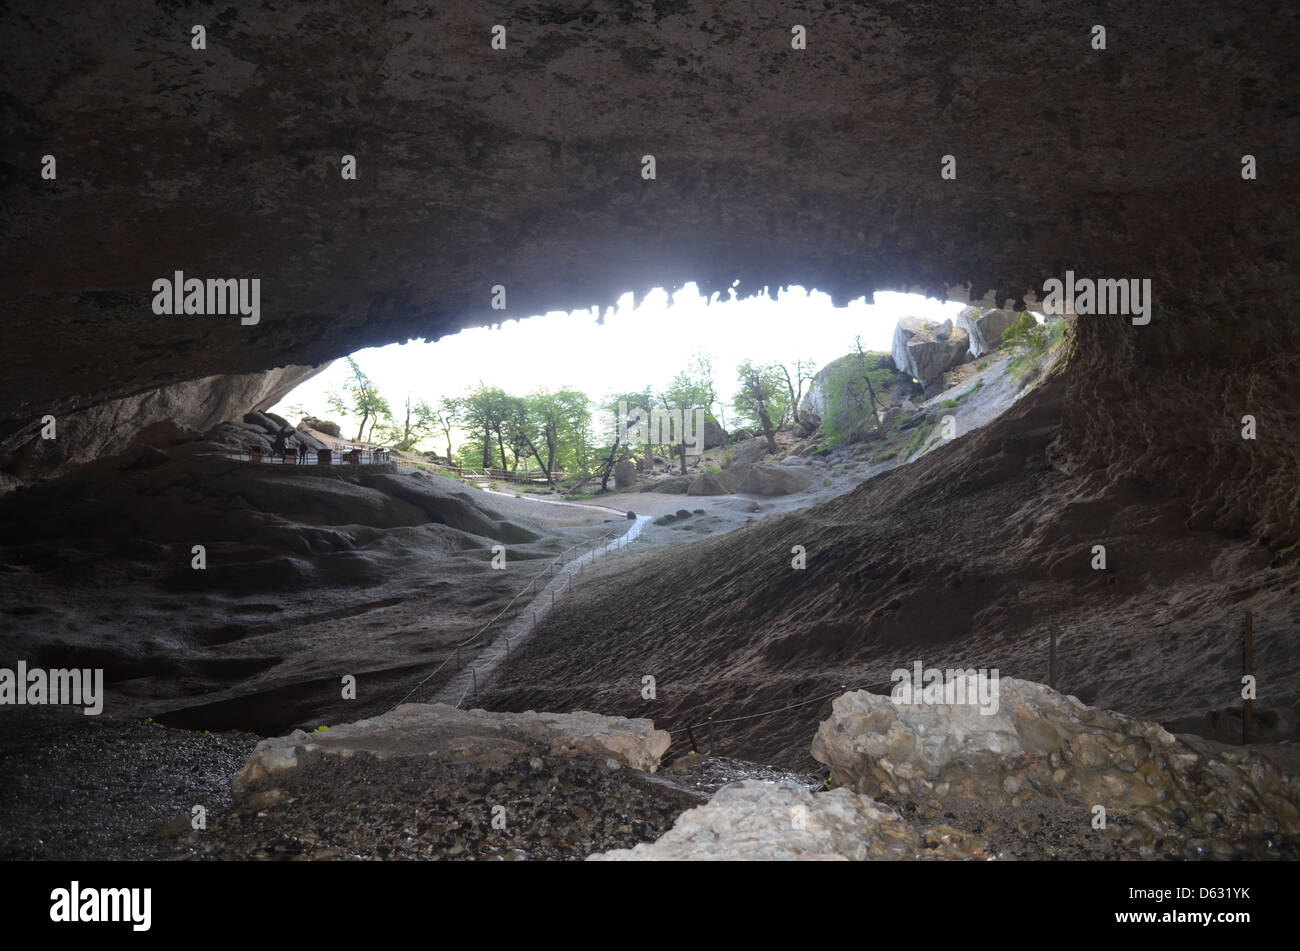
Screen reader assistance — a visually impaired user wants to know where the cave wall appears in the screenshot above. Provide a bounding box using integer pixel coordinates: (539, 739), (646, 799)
(3, 1), (1297, 437)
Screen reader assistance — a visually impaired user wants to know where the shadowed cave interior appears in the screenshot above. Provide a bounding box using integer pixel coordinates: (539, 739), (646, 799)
(0, 1), (1297, 862)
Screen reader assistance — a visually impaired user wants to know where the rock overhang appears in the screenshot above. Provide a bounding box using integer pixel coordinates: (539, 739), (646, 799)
(2, 1), (1296, 432)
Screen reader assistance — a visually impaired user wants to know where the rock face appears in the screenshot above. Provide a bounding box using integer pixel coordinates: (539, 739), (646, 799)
(811, 681), (1300, 857)
(0, 364), (323, 488)
(954, 306), (1021, 357)
(235, 704), (670, 792)
(890, 317), (971, 389)
(590, 780), (983, 861)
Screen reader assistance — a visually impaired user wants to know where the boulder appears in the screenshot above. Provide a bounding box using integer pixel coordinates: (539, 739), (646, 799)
(811, 679), (1300, 856)
(687, 470), (741, 496)
(725, 436), (772, 468)
(301, 417), (342, 438)
(797, 352), (916, 443)
(263, 411), (292, 431)
(242, 411), (279, 433)
(702, 416), (726, 450)
(614, 459), (637, 488)
(289, 429), (326, 452)
(589, 781), (985, 861)
(638, 476), (691, 494)
(954, 306), (1022, 357)
(736, 463), (812, 496)
(234, 703), (672, 794)
(890, 316), (971, 388)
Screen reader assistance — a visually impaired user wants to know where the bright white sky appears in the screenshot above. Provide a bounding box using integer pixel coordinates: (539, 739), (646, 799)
(270, 285), (963, 441)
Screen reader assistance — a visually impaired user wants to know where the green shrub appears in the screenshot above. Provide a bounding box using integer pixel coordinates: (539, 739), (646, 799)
(1000, 311), (1039, 348)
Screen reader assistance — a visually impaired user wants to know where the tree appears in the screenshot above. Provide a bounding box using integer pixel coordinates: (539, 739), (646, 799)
(819, 341), (895, 446)
(380, 394), (439, 451)
(851, 336), (886, 441)
(459, 385), (513, 470)
(326, 357), (391, 443)
(603, 386), (655, 469)
(734, 360), (784, 454)
(658, 366), (714, 475)
(434, 397), (459, 464)
(777, 359), (817, 428)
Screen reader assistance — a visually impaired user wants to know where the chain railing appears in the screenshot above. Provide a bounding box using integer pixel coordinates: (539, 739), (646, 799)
(393, 521), (642, 708)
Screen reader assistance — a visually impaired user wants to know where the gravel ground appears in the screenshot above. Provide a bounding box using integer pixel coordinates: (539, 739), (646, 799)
(0, 707), (257, 860)
(172, 749), (708, 861)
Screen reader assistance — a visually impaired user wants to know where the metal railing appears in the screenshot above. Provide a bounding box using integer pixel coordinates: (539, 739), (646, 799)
(222, 447), (394, 465)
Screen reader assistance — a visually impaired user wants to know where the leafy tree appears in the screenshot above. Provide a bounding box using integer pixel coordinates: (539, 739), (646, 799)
(433, 397), (459, 464)
(777, 359), (818, 427)
(459, 385), (513, 470)
(602, 386), (655, 467)
(819, 340), (895, 445)
(326, 357), (391, 443)
(658, 366), (715, 475)
(733, 360), (784, 454)
(379, 394), (440, 451)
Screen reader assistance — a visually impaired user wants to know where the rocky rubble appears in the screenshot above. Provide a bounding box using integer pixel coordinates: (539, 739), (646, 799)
(811, 680), (1300, 858)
